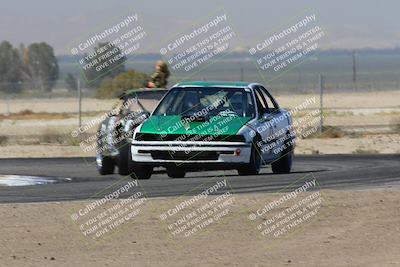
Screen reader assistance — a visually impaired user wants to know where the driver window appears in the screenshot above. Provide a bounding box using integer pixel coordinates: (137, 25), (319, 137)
(254, 89), (268, 116)
(259, 86), (279, 113)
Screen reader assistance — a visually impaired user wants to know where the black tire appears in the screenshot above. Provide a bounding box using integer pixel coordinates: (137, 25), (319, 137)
(237, 142), (262, 176)
(129, 164), (153, 180)
(117, 140), (129, 175)
(271, 152), (293, 174)
(272, 135), (294, 174)
(128, 148), (152, 179)
(96, 154), (115, 175)
(166, 168), (186, 178)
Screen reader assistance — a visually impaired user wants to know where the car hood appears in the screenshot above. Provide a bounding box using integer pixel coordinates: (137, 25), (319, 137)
(139, 115), (252, 136)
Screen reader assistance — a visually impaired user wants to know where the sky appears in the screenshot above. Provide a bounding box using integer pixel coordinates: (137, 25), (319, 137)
(0, 0), (399, 55)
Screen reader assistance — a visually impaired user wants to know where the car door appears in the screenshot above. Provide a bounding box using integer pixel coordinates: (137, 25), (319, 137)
(258, 86), (289, 157)
(253, 86), (276, 161)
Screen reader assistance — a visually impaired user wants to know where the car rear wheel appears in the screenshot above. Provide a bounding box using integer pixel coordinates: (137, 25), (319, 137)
(237, 143), (262, 176)
(166, 168), (186, 178)
(96, 154), (115, 175)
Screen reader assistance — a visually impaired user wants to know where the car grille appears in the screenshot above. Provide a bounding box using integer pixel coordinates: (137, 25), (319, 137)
(135, 133), (245, 142)
(148, 151), (219, 160)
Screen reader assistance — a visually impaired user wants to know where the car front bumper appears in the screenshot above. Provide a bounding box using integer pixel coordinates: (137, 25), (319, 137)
(131, 141), (251, 166)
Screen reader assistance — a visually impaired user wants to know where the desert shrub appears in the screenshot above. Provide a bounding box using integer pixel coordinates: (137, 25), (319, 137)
(303, 125), (345, 139)
(391, 118), (400, 133)
(0, 135), (9, 145)
(38, 128), (66, 144)
(96, 70), (148, 99)
(18, 109), (34, 115)
(353, 148), (379, 154)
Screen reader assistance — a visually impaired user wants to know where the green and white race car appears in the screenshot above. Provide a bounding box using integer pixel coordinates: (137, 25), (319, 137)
(129, 81), (295, 179)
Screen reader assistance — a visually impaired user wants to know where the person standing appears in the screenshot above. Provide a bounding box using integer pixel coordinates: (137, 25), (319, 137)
(147, 60), (170, 88)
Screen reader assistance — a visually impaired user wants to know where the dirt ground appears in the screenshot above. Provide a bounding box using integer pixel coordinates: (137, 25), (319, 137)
(0, 190), (399, 267)
(1, 112), (398, 137)
(0, 133), (399, 158)
(296, 134), (400, 154)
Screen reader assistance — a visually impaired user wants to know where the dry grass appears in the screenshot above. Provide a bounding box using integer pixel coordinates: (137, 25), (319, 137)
(391, 118), (400, 133)
(0, 109), (72, 120)
(302, 125), (346, 139)
(37, 129), (91, 146)
(0, 109), (106, 121)
(0, 135), (9, 145)
(0, 128), (88, 146)
(353, 148), (380, 154)
(38, 130), (66, 144)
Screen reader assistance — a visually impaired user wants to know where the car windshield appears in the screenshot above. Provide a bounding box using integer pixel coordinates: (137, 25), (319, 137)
(153, 87), (255, 118)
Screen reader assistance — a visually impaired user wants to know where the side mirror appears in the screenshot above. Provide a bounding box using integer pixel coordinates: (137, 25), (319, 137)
(262, 113), (273, 121)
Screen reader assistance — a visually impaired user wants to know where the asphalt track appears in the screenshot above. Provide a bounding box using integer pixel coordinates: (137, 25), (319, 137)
(0, 154), (399, 203)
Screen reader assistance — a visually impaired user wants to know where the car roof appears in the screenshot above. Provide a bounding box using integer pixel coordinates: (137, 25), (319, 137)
(174, 81), (252, 88)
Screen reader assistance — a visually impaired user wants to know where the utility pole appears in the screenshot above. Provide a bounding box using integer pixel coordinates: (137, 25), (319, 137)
(319, 74), (324, 133)
(297, 69), (302, 91)
(240, 62), (244, 81)
(6, 95), (10, 116)
(77, 76), (82, 128)
(352, 50), (357, 90)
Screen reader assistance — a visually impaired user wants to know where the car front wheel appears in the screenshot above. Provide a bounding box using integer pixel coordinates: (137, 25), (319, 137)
(271, 152), (293, 174)
(128, 148), (152, 179)
(237, 144), (262, 176)
(129, 164), (153, 180)
(96, 154), (115, 175)
(166, 168), (186, 178)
